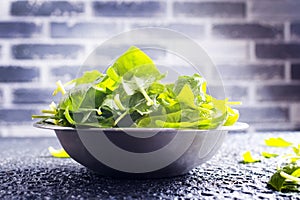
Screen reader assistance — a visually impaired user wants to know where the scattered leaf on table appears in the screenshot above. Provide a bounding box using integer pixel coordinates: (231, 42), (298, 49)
(262, 151), (279, 158)
(242, 151), (261, 163)
(293, 144), (300, 155)
(282, 154), (300, 163)
(265, 137), (293, 147)
(268, 163), (300, 192)
(291, 168), (300, 178)
(48, 146), (70, 158)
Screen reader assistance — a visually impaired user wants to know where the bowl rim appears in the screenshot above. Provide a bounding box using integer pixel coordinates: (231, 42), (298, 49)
(33, 122), (249, 132)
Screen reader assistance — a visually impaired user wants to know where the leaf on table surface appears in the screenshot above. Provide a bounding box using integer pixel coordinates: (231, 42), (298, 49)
(291, 168), (300, 178)
(48, 146), (70, 158)
(268, 163), (300, 192)
(242, 151), (261, 163)
(281, 154), (300, 163)
(265, 137), (293, 147)
(293, 144), (300, 156)
(261, 151), (279, 158)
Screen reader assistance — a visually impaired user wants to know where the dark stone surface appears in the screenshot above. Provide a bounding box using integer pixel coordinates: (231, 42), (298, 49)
(0, 66), (39, 82)
(174, 2), (245, 18)
(212, 24), (283, 39)
(0, 133), (299, 199)
(93, 1), (166, 17)
(11, 1), (84, 16)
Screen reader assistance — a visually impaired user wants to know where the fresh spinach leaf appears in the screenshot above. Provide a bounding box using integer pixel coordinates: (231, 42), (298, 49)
(33, 46), (240, 129)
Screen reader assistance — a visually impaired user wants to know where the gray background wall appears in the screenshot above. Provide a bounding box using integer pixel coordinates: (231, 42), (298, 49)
(0, 0), (300, 136)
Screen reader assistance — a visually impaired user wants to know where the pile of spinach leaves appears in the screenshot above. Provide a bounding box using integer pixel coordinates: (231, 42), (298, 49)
(33, 46), (239, 129)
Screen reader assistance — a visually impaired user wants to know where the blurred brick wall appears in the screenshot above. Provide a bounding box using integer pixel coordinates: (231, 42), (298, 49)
(0, 0), (300, 135)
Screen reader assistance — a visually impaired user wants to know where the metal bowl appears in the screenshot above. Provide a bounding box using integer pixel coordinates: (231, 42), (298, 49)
(34, 122), (248, 179)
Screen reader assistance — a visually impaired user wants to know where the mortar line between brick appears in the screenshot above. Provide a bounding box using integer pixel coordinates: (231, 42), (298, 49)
(43, 19), (50, 38)
(123, 19), (131, 32)
(166, 0), (173, 20)
(289, 103), (294, 124)
(284, 61), (291, 83)
(39, 64), (50, 87)
(206, 22), (212, 40)
(248, 84), (256, 105)
(0, 1), (10, 18)
(1, 42), (12, 64)
(85, 0), (93, 18)
(284, 21), (291, 42)
(245, 0), (252, 22)
(290, 103), (300, 124)
(1, 85), (13, 108)
(249, 41), (256, 62)
(0, 127), (8, 137)
(1, 38), (104, 44)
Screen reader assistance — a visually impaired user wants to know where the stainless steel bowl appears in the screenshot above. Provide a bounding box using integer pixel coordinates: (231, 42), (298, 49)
(34, 122), (248, 179)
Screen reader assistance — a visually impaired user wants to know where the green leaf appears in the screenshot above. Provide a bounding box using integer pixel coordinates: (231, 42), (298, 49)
(67, 70), (104, 86)
(293, 144), (300, 156)
(223, 106), (239, 126)
(265, 137), (293, 147)
(173, 74), (206, 100)
(291, 168), (300, 177)
(176, 84), (197, 109)
(268, 171), (287, 192)
(48, 146), (70, 158)
(53, 70), (103, 96)
(261, 151), (279, 158)
(268, 164), (300, 192)
(155, 119), (212, 129)
(106, 46), (161, 82)
(242, 151), (261, 163)
(59, 84), (91, 111)
(64, 105), (75, 125)
(33, 45), (240, 129)
(101, 94), (122, 114)
(122, 76), (155, 106)
(148, 82), (165, 94)
(94, 75), (118, 92)
(53, 80), (66, 96)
